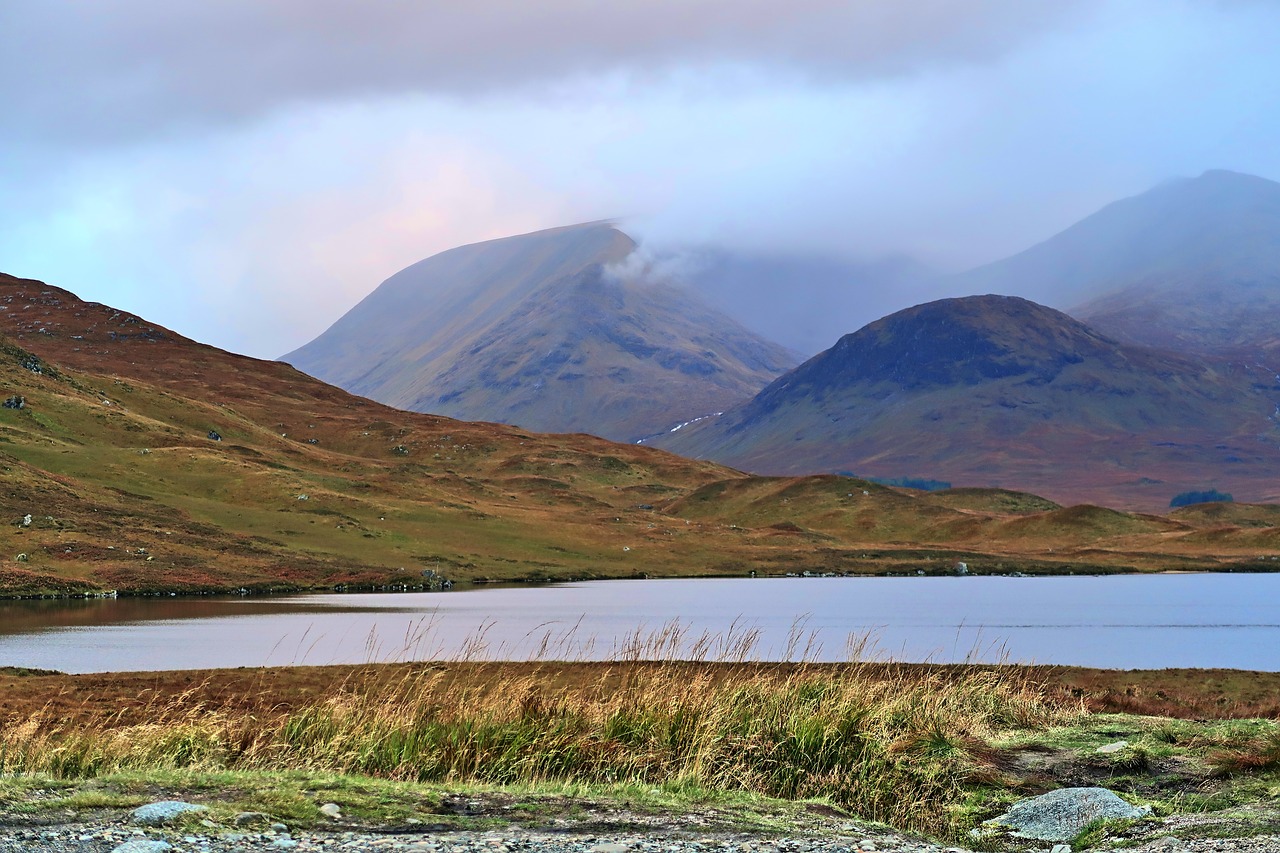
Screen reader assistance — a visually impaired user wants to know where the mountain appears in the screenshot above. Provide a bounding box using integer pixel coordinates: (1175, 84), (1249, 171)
(950, 170), (1280, 355)
(282, 222), (799, 442)
(649, 294), (1280, 509)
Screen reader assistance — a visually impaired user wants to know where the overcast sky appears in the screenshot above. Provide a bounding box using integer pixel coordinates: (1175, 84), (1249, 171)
(2, 0), (1278, 358)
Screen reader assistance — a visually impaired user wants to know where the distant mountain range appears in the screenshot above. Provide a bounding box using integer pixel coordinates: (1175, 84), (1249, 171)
(283, 223), (798, 442)
(279, 168), (1280, 507)
(647, 169), (1280, 507)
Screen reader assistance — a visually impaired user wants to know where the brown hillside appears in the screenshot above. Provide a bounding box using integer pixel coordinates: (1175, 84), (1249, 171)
(4, 273), (1280, 597)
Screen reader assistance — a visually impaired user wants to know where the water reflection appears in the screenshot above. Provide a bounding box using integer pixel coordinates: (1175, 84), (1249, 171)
(1, 575), (1279, 673)
(0, 596), (420, 635)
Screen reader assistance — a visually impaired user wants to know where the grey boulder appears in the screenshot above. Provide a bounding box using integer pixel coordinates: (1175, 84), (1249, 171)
(982, 787), (1150, 841)
(130, 800), (209, 826)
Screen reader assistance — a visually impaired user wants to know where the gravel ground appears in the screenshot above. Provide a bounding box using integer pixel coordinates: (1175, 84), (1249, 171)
(3, 811), (1279, 852)
(0, 822), (1001, 853)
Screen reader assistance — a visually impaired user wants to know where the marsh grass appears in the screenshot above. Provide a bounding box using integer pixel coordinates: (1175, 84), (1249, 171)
(1208, 724), (1280, 776)
(0, 627), (1079, 839)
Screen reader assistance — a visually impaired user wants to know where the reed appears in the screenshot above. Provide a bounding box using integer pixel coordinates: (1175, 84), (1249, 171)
(0, 628), (1079, 839)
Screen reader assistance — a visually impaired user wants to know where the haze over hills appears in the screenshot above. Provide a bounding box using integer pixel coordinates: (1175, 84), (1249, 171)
(650, 294), (1280, 510)
(673, 248), (935, 356)
(949, 169), (1280, 355)
(283, 222), (799, 442)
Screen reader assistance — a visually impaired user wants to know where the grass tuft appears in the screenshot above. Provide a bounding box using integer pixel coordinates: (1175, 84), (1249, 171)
(1209, 725), (1280, 776)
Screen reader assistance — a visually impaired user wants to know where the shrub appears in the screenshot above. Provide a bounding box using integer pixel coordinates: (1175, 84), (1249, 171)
(1170, 489), (1233, 508)
(853, 475), (952, 491)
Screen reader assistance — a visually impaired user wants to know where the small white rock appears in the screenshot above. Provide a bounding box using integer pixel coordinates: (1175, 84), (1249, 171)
(1096, 740), (1130, 754)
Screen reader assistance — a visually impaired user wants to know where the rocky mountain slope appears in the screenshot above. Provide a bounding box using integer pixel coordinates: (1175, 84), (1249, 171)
(650, 294), (1280, 509)
(282, 222), (799, 442)
(10, 273), (1280, 596)
(951, 169), (1280, 356)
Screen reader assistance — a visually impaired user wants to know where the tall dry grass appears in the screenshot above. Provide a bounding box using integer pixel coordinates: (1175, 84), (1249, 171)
(0, 627), (1080, 839)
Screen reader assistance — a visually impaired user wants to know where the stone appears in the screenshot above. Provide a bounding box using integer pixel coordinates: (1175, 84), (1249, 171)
(983, 787), (1150, 842)
(1096, 740), (1130, 754)
(111, 840), (174, 853)
(953, 561), (968, 575)
(207, 430), (222, 441)
(130, 800), (209, 826)
(319, 802), (342, 818)
(234, 811), (269, 826)
(2, 395), (24, 409)
(1051, 845), (1072, 853)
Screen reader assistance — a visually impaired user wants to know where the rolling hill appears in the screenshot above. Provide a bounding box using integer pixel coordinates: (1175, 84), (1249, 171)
(6, 272), (1280, 599)
(282, 222), (799, 442)
(649, 294), (1280, 510)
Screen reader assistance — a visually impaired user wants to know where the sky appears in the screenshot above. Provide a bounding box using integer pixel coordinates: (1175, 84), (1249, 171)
(2, 0), (1279, 359)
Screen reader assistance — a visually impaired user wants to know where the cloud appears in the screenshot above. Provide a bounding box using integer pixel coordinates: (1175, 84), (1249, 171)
(5, 0), (1280, 361)
(0, 115), (588, 358)
(602, 245), (708, 290)
(0, 1), (1092, 146)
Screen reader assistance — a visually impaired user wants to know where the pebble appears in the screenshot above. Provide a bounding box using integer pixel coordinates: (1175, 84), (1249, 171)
(0, 823), (997, 853)
(112, 841), (173, 853)
(0, 817), (1277, 853)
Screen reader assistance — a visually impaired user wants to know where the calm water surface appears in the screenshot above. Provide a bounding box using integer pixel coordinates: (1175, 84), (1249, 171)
(2, 575), (1280, 673)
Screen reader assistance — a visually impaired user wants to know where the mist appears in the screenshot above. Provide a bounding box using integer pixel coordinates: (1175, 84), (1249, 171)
(1, 1), (1278, 358)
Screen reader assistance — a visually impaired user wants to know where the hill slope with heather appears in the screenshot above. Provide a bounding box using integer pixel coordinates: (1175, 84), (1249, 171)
(6, 273), (1280, 598)
(651, 295), (1280, 510)
(282, 223), (799, 442)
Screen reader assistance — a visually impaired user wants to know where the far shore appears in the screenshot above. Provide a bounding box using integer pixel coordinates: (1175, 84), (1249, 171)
(4, 559), (1279, 601)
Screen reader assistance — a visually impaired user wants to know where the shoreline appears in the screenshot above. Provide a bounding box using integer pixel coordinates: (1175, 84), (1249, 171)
(4, 660), (1280, 721)
(4, 561), (1280, 601)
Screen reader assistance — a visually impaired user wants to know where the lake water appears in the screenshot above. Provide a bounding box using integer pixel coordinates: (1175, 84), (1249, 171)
(2, 575), (1280, 673)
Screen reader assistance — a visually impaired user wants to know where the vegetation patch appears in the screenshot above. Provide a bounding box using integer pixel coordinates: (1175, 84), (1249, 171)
(1170, 489), (1234, 507)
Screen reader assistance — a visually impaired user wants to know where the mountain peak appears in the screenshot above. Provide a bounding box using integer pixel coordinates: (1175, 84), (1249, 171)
(1193, 168), (1274, 185)
(950, 169), (1280, 321)
(784, 294), (1115, 396)
(283, 221), (797, 441)
(651, 292), (1280, 508)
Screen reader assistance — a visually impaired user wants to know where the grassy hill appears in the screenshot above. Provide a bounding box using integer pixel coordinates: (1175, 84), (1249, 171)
(4, 274), (1280, 597)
